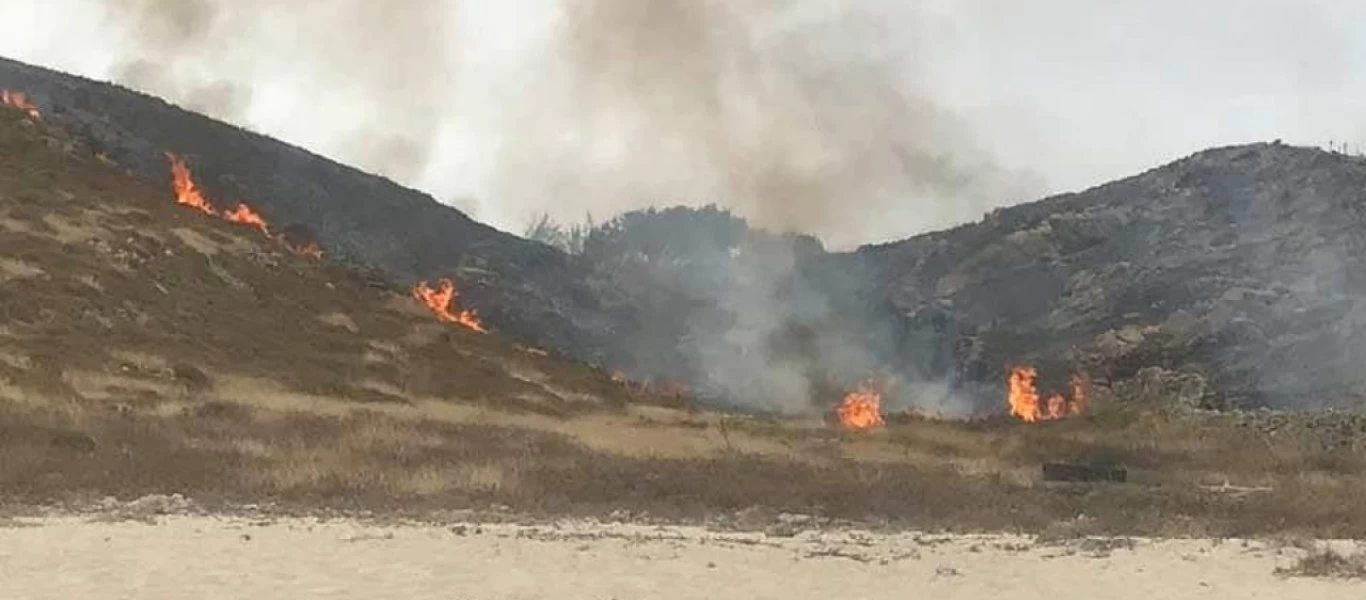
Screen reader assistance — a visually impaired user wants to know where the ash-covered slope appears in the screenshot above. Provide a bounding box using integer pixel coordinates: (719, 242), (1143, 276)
(0, 56), (631, 367)
(850, 142), (1366, 409)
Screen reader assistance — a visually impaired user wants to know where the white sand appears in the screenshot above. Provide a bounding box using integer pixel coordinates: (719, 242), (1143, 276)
(0, 514), (1359, 599)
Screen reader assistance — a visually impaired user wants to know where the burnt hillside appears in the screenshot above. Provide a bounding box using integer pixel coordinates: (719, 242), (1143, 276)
(0, 56), (635, 368)
(847, 143), (1366, 409)
(5, 55), (1366, 412)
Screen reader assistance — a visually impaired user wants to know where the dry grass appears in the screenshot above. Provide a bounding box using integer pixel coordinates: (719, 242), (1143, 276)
(5, 374), (1366, 538)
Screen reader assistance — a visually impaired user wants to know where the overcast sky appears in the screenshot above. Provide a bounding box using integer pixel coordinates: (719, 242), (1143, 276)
(2, 1), (1364, 248)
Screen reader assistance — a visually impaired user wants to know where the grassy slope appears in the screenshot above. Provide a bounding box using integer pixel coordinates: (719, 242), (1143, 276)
(2, 106), (1366, 537)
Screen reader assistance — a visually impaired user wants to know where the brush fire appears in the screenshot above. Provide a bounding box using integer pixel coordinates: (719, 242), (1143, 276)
(411, 279), (487, 333)
(1, 89), (40, 120)
(1007, 366), (1086, 423)
(832, 365), (1087, 430)
(165, 153), (324, 258)
(836, 384), (885, 430)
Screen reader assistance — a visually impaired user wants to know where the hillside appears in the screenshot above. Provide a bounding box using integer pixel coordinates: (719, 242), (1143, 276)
(515, 143), (1366, 415)
(0, 55), (636, 370)
(846, 142), (1366, 410)
(8, 55), (1366, 415)
(0, 103), (671, 506)
(11, 64), (1366, 537)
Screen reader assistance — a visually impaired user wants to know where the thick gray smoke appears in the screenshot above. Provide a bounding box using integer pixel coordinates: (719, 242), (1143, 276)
(75, 0), (1045, 247)
(495, 0), (1043, 248)
(563, 206), (976, 416)
(100, 0), (455, 185)
(5, 1), (1366, 242)
(496, 1), (1036, 415)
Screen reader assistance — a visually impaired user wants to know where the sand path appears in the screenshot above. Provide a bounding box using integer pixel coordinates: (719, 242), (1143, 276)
(0, 515), (1358, 599)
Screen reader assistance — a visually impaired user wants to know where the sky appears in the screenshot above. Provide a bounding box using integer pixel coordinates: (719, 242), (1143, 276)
(2, 0), (1364, 249)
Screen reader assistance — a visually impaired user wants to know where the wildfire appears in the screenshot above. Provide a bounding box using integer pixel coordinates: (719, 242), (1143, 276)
(836, 384), (885, 431)
(1006, 366), (1086, 423)
(411, 278), (487, 333)
(164, 153), (322, 258)
(1, 90), (40, 120)
(221, 202), (270, 235)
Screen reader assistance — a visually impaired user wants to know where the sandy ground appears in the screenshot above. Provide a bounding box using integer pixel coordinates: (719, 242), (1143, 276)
(0, 513), (1360, 599)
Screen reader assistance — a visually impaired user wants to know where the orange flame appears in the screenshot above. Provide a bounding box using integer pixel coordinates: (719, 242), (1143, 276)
(837, 384), (885, 430)
(1007, 366), (1086, 423)
(1, 90), (40, 120)
(164, 153), (322, 259)
(411, 278), (487, 333)
(221, 203), (270, 236)
(167, 153), (217, 216)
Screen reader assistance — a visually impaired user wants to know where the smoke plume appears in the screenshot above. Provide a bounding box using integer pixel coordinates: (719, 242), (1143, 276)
(67, 0), (1046, 248)
(495, 0), (1042, 248)
(101, 0), (455, 185)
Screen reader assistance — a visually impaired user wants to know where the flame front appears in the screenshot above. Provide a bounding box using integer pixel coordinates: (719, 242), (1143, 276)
(167, 153), (217, 216)
(411, 279), (487, 333)
(1, 90), (40, 120)
(837, 384), (885, 430)
(164, 153), (321, 258)
(1007, 366), (1086, 423)
(221, 203), (270, 236)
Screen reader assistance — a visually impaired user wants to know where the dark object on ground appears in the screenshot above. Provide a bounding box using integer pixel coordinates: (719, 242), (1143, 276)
(1042, 462), (1128, 483)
